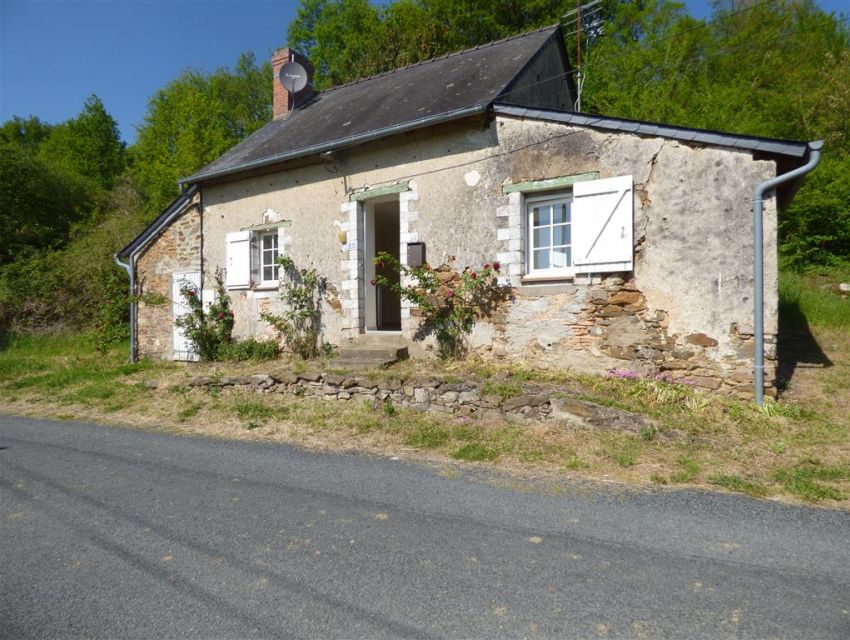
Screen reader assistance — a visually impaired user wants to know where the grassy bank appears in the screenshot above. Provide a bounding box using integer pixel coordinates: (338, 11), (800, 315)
(1, 269), (848, 507)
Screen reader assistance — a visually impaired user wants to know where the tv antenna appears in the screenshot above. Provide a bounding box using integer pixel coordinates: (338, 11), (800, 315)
(563, 0), (606, 112)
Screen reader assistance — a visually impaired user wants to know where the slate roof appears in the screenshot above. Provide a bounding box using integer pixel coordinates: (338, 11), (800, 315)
(183, 25), (566, 185)
(494, 105), (813, 159)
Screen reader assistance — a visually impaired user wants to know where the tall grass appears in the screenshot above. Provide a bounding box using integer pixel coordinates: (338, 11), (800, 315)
(779, 268), (850, 330)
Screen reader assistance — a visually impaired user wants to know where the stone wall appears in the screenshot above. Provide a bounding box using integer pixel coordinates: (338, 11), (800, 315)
(182, 370), (652, 432)
(471, 274), (773, 398)
(135, 201), (201, 360)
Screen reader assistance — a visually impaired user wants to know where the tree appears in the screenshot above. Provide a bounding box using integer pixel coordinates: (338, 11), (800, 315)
(37, 95), (125, 190)
(132, 53), (272, 211)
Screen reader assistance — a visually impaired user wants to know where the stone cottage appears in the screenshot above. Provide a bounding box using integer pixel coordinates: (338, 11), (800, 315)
(116, 25), (821, 399)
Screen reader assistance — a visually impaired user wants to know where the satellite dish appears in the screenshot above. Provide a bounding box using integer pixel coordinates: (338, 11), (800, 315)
(279, 61), (308, 93)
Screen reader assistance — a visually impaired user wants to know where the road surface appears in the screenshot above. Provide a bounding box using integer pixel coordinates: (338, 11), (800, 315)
(2, 415), (848, 638)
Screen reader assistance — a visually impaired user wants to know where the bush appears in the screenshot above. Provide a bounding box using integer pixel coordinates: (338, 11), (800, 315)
(261, 256), (327, 359)
(218, 338), (279, 362)
(372, 254), (509, 358)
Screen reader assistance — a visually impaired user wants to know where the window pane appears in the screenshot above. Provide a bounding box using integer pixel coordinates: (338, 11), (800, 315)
(552, 246), (571, 268)
(533, 249), (550, 270)
(533, 227), (551, 249)
(262, 234), (273, 250)
(263, 266), (274, 281)
(533, 205), (550, 227)
(553, 202), (570, 224)
(553, 224), (571, 246)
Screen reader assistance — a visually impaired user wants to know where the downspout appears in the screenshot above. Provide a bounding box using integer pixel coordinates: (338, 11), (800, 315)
(113, 253), (137, 363)
(752, 140), (823, 405)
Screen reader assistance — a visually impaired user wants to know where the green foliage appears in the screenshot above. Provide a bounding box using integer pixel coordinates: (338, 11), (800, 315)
(288, 0), (576, 89)
(0, 180), (147, 332)
(373, 253), (508, 358)
(218, 338), (280, 362)
(132, 53), (271, 211)
(36, 95), (125, 191)
(0, 141), (93, 266)
(174, 270), (235, 361)
(261, 256), (327, 360)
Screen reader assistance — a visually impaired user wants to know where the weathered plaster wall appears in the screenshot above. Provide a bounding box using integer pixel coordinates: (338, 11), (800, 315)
(135, 204), (201, 360)
(196, 114), (779, 395)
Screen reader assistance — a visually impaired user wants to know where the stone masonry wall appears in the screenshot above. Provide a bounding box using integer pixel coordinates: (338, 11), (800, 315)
(136, 202), (201, 360)
(470, 274), (772, 399)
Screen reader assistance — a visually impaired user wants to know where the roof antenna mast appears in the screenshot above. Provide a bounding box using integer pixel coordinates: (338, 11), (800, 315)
(563, 0), (604, 113)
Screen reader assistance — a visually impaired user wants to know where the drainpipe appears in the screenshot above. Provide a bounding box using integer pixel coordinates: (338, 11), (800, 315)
(113, 253), (137, 363)
(752, 140), (823, 405)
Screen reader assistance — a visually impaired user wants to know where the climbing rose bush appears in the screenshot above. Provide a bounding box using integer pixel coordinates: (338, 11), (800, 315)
(175, 268), (234, 361)
(372, 252), (508, 359)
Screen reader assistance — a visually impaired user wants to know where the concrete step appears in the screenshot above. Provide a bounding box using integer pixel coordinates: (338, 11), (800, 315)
(340, 345), (408, 359)
(330, 336), (410, 370)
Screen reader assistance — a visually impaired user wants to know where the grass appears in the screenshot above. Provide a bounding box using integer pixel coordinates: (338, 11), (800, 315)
(779, 267), (850, 330)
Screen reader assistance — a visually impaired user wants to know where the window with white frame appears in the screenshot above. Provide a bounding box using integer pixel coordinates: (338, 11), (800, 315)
(513, 174), (634, 280)
(259, 231), (279, 284)
(526, 192), (574, 277)
(225, 226), (286, 289)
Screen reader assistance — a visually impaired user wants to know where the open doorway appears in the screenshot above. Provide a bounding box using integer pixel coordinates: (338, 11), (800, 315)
(363, 198), (401, 331)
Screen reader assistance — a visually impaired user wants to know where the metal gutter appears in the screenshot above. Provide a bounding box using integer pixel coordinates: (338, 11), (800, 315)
(112, 253), (137, 363)
(180, 105), (489, 186)
(752, 140), (823, 405)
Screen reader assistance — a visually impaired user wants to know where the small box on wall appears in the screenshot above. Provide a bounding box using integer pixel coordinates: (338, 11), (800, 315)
(407, 242), (425, 267)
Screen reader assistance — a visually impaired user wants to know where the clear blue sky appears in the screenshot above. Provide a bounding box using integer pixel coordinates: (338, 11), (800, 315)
(1, 0), (847, 143)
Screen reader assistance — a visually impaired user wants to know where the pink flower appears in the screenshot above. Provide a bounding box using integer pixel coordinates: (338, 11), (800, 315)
(447, 289), (455, 298)
(483, 263), (490, 269)
(492, 261), (501, 271)
(470, 271), (478, 279)
(217, 312), (225, 320)
(376, 260), (384, 269)
(186, 290), (196, 297)
(370, 278), (376, 286)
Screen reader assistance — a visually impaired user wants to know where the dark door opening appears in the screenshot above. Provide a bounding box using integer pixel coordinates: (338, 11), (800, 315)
(368, 200), (401, 331)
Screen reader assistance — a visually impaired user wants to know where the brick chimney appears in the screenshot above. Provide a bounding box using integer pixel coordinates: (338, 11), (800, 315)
(272, 48), (314, 119)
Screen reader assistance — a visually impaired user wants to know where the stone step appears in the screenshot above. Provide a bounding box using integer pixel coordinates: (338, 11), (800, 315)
(347, 332), (408, 347)
(328, 355), (399, 370)
(339, 345), (408, 359)
(330, 334), (410, 370)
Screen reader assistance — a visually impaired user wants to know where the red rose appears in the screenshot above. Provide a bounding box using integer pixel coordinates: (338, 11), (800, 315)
(217, 312), (225, 320)
(447, 289), (455, 298)
(187, 290), (196, 297)
(483, 263), (490, 269)
(493, 261), (501, 271)
(376, 261), (384, 269)
(470, 271), (478, 279)
(370, 279), (376, 286)
(228, 310), (234, 316)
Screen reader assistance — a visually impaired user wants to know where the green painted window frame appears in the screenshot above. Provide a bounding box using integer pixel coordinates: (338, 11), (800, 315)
(502, 172), (599, 195)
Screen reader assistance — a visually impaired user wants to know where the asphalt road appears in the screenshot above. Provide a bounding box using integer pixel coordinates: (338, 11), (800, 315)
(1, 415), (849, 639)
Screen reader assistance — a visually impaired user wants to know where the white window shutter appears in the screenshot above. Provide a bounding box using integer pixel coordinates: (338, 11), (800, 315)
(225, 230), (251, 288)
(572, 175), (634, 274)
